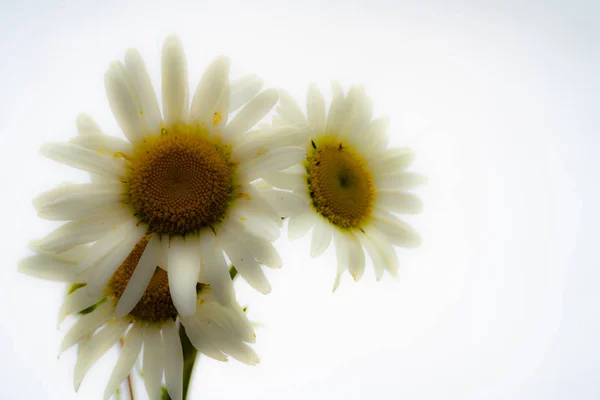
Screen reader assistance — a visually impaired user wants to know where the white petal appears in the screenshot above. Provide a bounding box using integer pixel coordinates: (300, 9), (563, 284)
(261, 171), (306, 192)
(325, 81), (346, 134)
(195, 315), (259, 365)
(125, 48), (162, 135)
(166, 236), (201, 317)
(376, 191), (424, 214)
(260, 189), (310, 218)
(84, 223), (148, 293)
(368, 148), (416, 175)
(306, 84), (326, 132)
(345, 231), (366, 281)
(181, 317), (228, 361)
(238, 184), (282, 226)
(363, 225), (399, 277)
(76, 113), (103, 136)
(74, 319), (129, 391)
(198, 229), (234, 305)
(36, 185), (124, 221)
(203, 302), (255, 344)
(288, 211), (316, 241)
(104, 61), (148, 144)
(356, 230), (385, 280)
(103, 325), (143, 400)
(226, 89), (278, 138)
(37, 210), (130, 252)
(190, 56), (230, 126)
(162, 35), (189, 126)
(59, 286), (105, 322)
(241, 146), (306, 181)
(367, 116), (390, 154)
(277, 89), (306, 124)
(19, 255), (82, 282)
(40, 143), (127, 179)
(236, 228), (282, 269)
(372, 209), (421, 248)
(229, 207), (280, 242)
(162, 322), (183, 400)
(234, 126), (307, 160)
(310, 217), (332, 258)
(28, 241), (87, 264)
(70, 134), (134, 156)
(338, 86), (367, 140)
(59, 301), (113, 355)
(219, 227), (271, 294)
(332, 229), (349, 292)
(374, 172), (428, 191)
(143, 326), (164, 400)
(229, 75), (263, 112)
(115, 235), (160, 318)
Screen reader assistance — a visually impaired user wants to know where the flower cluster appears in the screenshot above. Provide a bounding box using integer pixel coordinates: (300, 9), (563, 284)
(19, 35), (424, 400)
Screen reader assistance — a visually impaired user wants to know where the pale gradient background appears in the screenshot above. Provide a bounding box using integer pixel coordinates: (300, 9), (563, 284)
(1, 0), (598, 399)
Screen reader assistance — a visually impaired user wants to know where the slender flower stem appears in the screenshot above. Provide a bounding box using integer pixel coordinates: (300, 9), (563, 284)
(120, 338), (135, 400)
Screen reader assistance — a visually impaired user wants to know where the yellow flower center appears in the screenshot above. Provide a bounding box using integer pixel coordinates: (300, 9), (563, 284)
(305, 137), (375, 229)
(126, 126), (237, 235)
(106, 234), (206, 323)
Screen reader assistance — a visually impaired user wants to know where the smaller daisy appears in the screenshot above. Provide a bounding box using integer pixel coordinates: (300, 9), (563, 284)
(262, 84), (426, 290)
(21, 243), (257, 400)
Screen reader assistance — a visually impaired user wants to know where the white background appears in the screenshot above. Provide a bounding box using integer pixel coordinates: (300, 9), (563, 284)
(1, 0), (598, 399)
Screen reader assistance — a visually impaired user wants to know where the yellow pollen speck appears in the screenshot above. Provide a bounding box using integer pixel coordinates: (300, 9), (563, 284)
(239, 192), (251, 201)
(126, 127), (237, 235)
(140, 110), (144, 115)
(114, 152), (131, 160)
(212, 112), (222, 127)
(305, 137), (375, 229)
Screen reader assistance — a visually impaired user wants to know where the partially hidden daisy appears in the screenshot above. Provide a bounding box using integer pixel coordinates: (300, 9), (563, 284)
(31, 35), (305, 318)
(21, 243), (257, 400)
(262, 84), (426, 290)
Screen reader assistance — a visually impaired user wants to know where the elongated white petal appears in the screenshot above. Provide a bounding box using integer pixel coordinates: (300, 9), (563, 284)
(332, 229), (350, 291)
(143, 327), (164, 400)
(369, 148), (416, 176)
(219, 227), (271, 294)
(229, 75), (263, 112)
(288, 211), (316, 241)
(19, 255), (82, 282)
(103, 325), (143, 400)
(277, 89), (305, 124)
(76, 113), (103, 136)
(239, 184), (282, 226)
(241, 146), (306, 181)
(261, 171), (305, 191)
(59, 301), (113, 355)
(37, 187), (124, 221)
(162, 35), (189, 126)
(229, 207), (280, 242)
(37, 210), (130, 253)
(195, 316), (259, 365)
(374, 172), (428, 191)
(190, 56), (230, 125)
(163, 322), (183, 400)
(356, 230), (385, 280)
(260, 189), (309, 218)
(310, 217), (332, 258)
(372, 209), (421, 248)
(59, 286), (105, 322)
(105, 62), (148, 144)
(77, 217), (138, 271)
(40, 143), (126, 178)
(363, 225), (399, 277)
(198, 229), (234, 305)
(234, 126), (306, 160)
(181, 316), (228, 361)
(226, 89), (278, 137)
(306, 84), (326, 132)
(202, 302), (255, 344)
(85, 223), (148, 293)
(325, 81), (346, 134)
(367, 116), (390, 154)
(376, 191), (424, 214)
(74, 319), (129, 391)
(125, 48), (162, 135)
(345, 231), (366, 281)
(28, 241), (87, 264)
(70, 133), (134, 155)
(166, 236), (201, 317)
(115, 235), (159, 318)
(236, 228), (282, 269)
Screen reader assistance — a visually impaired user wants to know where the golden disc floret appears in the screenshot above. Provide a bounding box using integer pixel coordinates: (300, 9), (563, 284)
(305, 137), (375, 229)
(127, 127), (236, 235)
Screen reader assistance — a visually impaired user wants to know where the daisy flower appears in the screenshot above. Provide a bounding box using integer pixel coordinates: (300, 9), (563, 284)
(21, 243), (257, 400)
(262, 84), (426, 290)
(31, 35), (305, 318)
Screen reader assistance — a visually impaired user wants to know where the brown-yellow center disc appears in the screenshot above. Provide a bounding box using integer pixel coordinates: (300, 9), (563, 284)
(306, 140), (375, 229)
(106, 234), (177, 323)
(127, 132), (235, 235)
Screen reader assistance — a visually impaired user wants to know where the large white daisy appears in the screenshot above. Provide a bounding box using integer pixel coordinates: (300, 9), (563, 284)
(262, 84), (426, 290)
(31, 35), (305, 317)
(23, 242), (258, 400)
